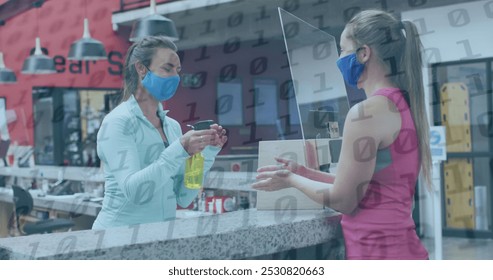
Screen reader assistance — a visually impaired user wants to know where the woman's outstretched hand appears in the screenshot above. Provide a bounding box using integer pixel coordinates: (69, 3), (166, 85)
(257, 157), (305, 175)
(252, 157), (303, 192)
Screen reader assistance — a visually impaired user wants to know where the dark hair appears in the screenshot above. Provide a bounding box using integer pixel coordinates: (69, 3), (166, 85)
(346, 10), (431, 187)
(122, 36), (178, 102)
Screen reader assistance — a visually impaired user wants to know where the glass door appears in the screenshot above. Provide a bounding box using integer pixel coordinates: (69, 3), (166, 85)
(33, 88), (58, 165)
(33, 87), (119, 167)
(432, 58), (493, 238)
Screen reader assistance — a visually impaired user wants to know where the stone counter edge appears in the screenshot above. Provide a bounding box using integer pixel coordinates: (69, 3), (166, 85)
(0, 209), (342, 260)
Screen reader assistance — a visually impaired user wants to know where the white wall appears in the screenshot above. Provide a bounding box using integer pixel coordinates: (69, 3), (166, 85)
(402, 0), (493, 237)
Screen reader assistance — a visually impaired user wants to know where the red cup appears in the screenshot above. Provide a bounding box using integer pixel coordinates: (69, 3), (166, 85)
(7, 154), (14, 166)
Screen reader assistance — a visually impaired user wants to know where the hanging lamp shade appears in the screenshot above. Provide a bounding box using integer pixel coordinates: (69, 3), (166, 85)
(68, 18), (107, 60)
(22, 37), (56, 74)
(129, 0), (178, 42)
(0, 20), (16, 83)
(129, 14), (179, 42)
(0, 52), (17, 84)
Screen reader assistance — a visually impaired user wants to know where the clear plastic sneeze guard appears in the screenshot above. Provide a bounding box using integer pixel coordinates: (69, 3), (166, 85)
(279, 8), (349, 163)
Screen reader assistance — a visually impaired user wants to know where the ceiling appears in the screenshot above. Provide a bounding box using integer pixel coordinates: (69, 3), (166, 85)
(3, 0), (482, 49)
(151, 0), (484, 50)
(0, 0), (46, 23)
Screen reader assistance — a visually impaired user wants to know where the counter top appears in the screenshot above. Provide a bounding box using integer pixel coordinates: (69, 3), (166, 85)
(204, 171), (256, 192)
(0, 188), (102, 217)
(0, 208), (342, 260)
(0, 167), (256, 192)
(0, 166), (104, 183)
(0, 168), (255, 216)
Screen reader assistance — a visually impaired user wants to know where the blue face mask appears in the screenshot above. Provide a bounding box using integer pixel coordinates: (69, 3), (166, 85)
(336, 52), (365, 88)
(141, 68), (180, 101)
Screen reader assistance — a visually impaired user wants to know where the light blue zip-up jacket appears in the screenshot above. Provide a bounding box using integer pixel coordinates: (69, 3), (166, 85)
(92, 95), (220, 229)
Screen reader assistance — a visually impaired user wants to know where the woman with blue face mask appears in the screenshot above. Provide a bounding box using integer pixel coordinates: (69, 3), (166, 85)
(254, 10), (431, 260)
(92, 36), (227, 229)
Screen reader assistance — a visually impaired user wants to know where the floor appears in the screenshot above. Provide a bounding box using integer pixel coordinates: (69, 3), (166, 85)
(422, 237), (493, 260)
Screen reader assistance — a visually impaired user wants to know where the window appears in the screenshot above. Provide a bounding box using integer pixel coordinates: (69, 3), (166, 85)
(216, 79), (243, 126)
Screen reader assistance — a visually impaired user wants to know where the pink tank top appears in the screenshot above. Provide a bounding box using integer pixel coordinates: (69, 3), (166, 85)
(341, 88), (429, 260)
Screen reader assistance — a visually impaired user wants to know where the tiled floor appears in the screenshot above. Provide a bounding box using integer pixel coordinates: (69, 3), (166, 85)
(422, 237), (493, 260)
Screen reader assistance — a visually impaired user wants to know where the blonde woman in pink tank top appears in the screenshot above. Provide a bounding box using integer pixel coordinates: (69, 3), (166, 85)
(253, 9), (431, 260)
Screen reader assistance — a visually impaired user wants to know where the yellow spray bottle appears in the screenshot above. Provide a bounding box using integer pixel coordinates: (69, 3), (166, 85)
(184, 120), (214, 189)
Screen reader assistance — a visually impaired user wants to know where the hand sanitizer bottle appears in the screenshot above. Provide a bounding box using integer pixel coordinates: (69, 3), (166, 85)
(184, 120), (213, 189)
(41, 172), (49, 194)
(184, 153), (204, 189)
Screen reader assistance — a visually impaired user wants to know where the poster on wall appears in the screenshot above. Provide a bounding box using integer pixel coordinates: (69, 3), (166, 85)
(430, 126), (447, 162)
(217, 80), (243, 126)
(253, 79), (278, 125)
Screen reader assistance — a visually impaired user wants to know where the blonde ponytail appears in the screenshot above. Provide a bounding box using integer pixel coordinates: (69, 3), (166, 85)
(347, 10), (432, 188)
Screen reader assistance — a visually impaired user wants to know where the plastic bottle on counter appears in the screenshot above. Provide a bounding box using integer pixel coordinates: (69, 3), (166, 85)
(215, 198), (223, 214)
(30, 178), (37, 190)
(198, 192), (206, 212)
(239, 196), (249, 210)
(223, 197), (236, 212)
(192, 196), (199, 211)
(41, 172), (49, 194)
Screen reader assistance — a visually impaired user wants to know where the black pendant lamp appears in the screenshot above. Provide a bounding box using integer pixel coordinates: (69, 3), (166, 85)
(21, 1), (56, 74)
(129, 0), (179, 42)
(67, 0), (107, 60)
(0, 52), (17, 84)
(0, 20), (16, 84)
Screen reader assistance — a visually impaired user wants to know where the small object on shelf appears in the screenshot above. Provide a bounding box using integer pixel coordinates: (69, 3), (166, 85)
(223, 197), (236, 212)
(40, 172), (49, 194)
(215, 198), (223, 214)
(239, 196), (249, 210)
(30, 178), (37, 190)
(198, 192), (206, 212)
